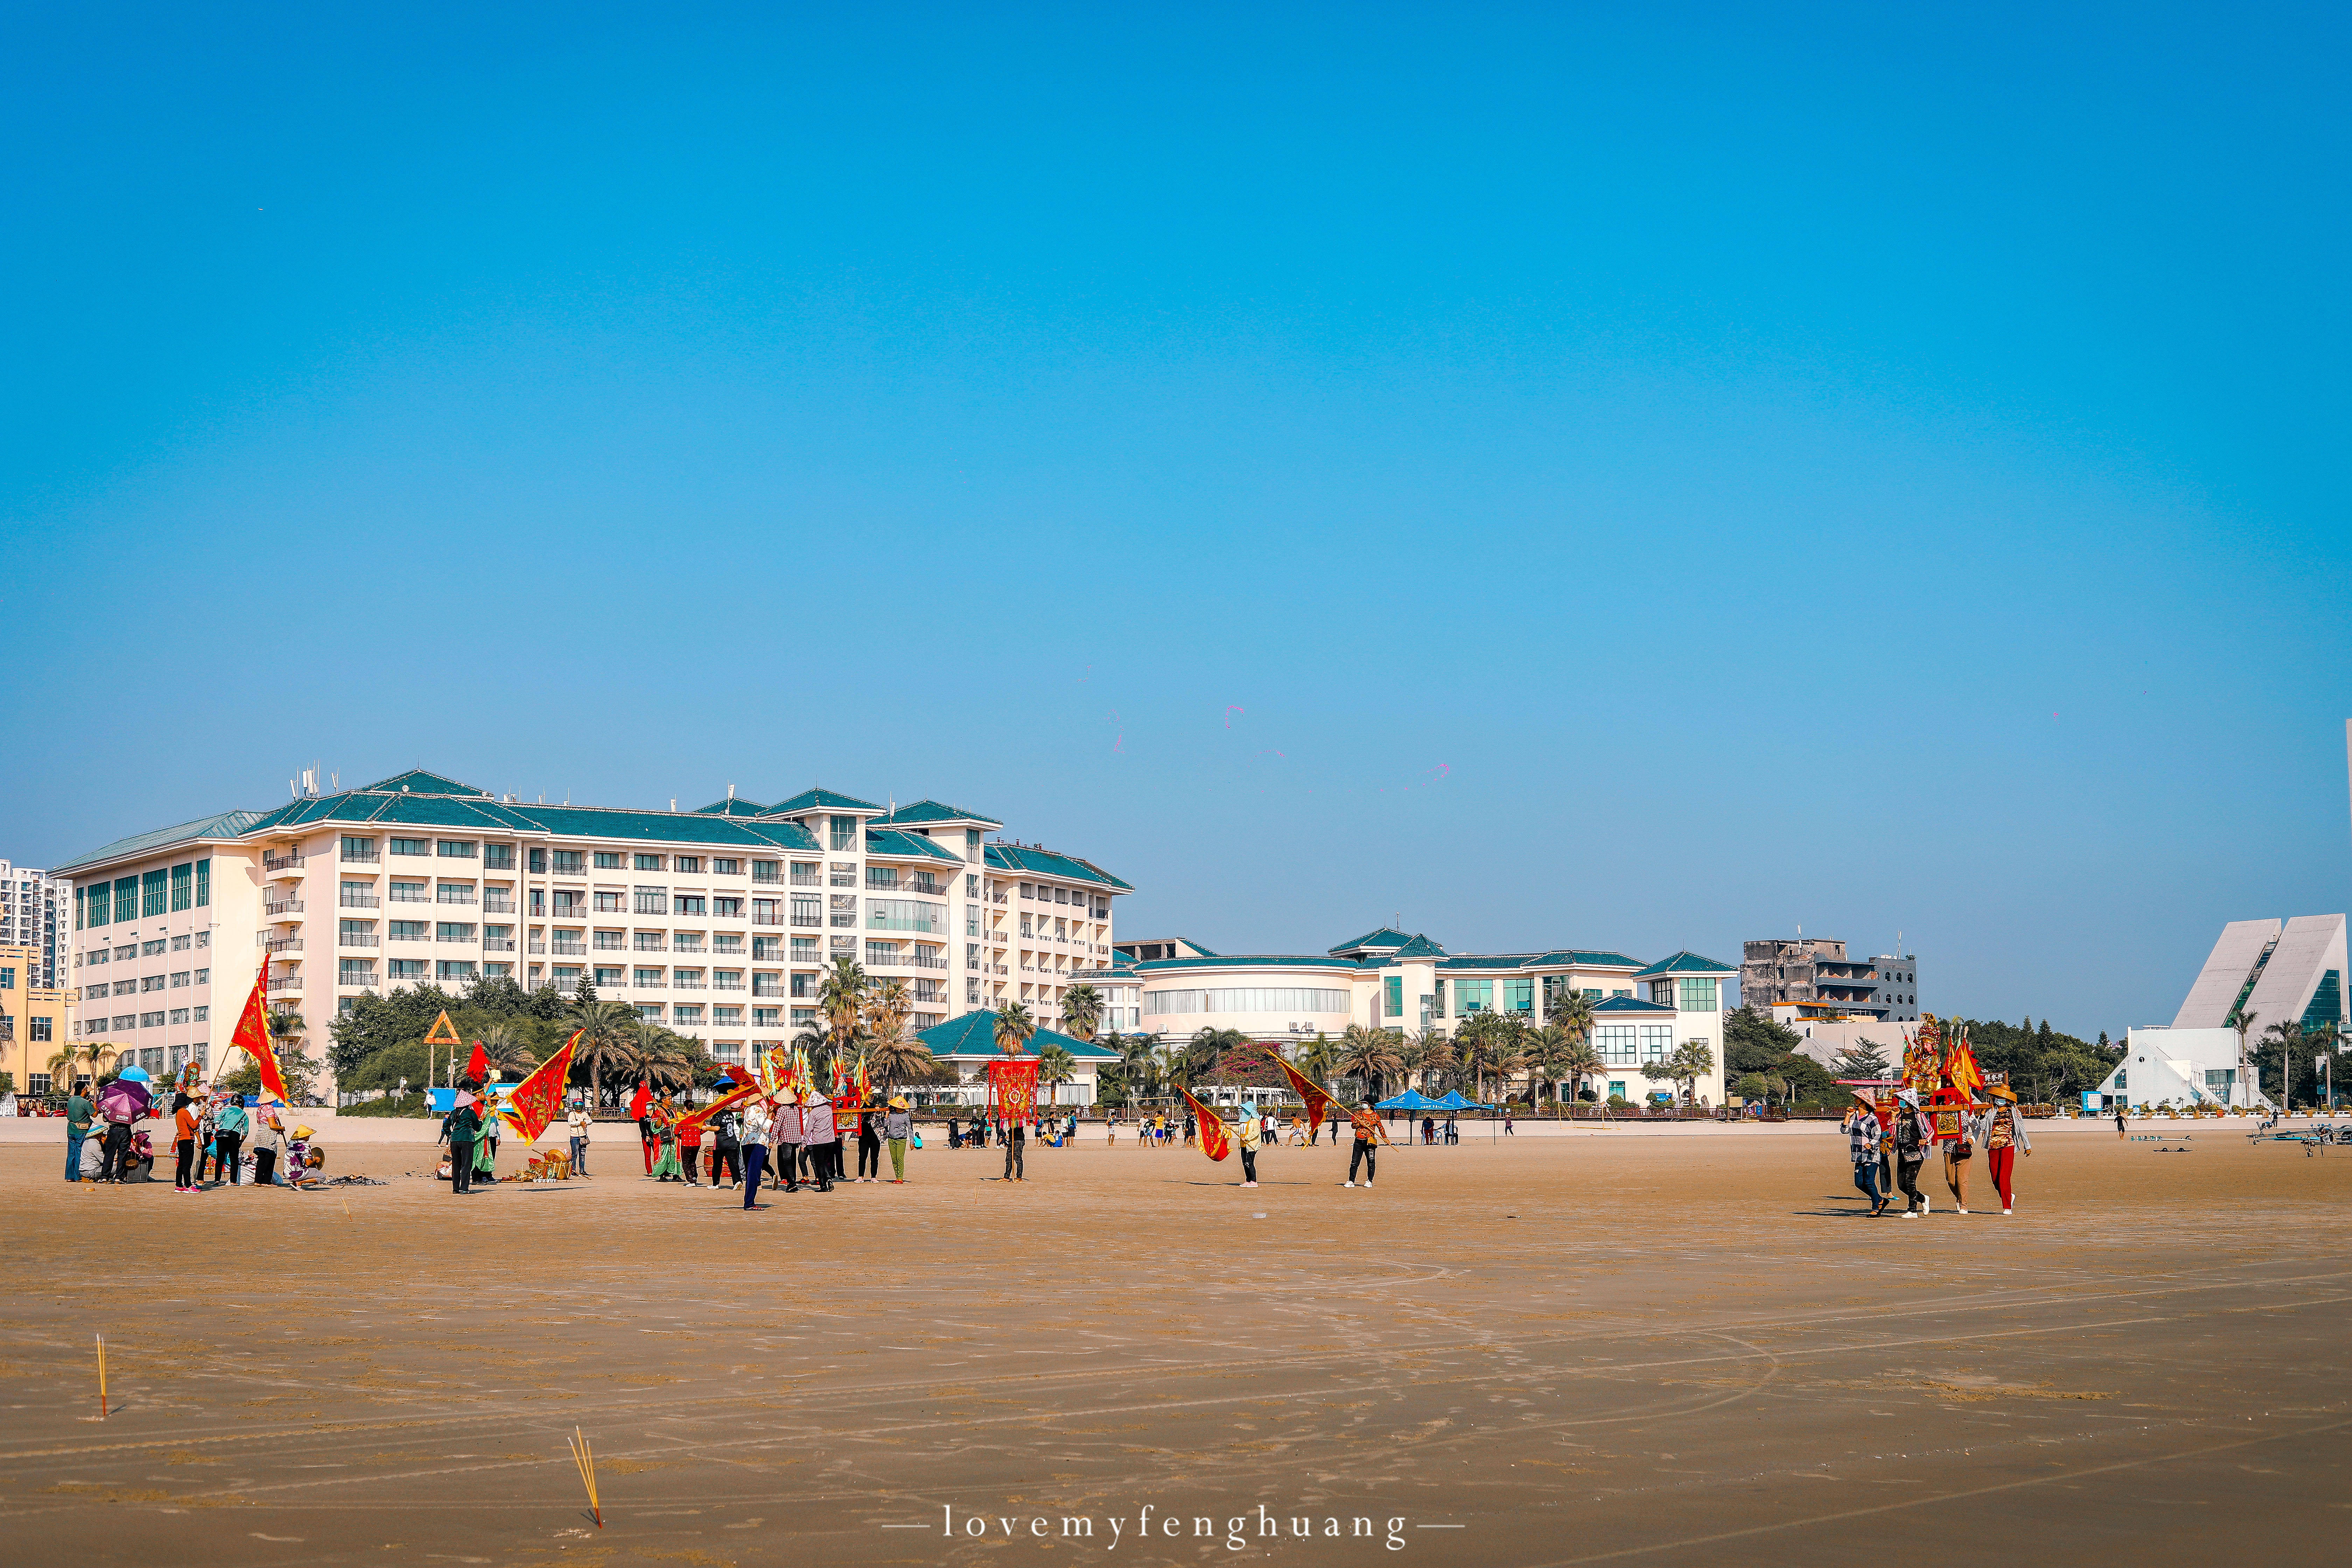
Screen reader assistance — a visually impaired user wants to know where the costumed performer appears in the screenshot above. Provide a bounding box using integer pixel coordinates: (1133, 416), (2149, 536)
(1981, 1085), (2032, 1214)
(648, 1093), (684, 1182)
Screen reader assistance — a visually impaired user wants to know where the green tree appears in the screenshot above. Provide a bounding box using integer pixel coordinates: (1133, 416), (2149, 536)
(1037, 1041), (1077, 1102)
(993, 1000), (1037, 1056)
(1557, 1037), (1604, 1104)
(1061, 983), (1104, 1042)
(570, 999), (640, 1108)
(822, 957), (869, 1060)
(1335, 1023), (1402, 1102)
(1547, 988), (1596, 1052)
(1651, 1038), (1715, 1106)
(1118, 1032), (1164, 1100)
(1828, 1042), (1892, 1080)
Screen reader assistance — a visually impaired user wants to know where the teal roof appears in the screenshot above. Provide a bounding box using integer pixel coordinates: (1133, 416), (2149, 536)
(692, 797), (771, 817)
(864, 828), (964, 864)
(360, 770), (492, 797)
(1436, 953), (1545, 972)
(762, 787), (883, 816)
(874, 799), (1002, 828)
(1592, 995), (1676, 1015)
(1525, 950), (1646, 970)
(917, 1012), (1118, 1059)
(1330, 926), (1417, 953)
(1389, 935), (1448, 959)
(1632, 950), (1738, 977)
(52, 809), (272, 874)
(985, 843), (1132, 892)
(1133, 955), (1365, 973)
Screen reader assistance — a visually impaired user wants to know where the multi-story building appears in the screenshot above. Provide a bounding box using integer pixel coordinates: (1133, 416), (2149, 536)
(0, 861), (69, 989)
(1079, 927), (1737, 1105)
(1741, 938), (1918, 1022)
(51, 770), (1128, 1097)
(0, 944), (70, 1098)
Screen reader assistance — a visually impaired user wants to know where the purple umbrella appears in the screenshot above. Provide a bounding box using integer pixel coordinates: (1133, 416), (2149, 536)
(98, 1079), (150, 1124)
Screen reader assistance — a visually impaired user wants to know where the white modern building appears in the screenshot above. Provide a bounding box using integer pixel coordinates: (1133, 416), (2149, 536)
(1081, 927), (1737, 1105)
(52, 770), (1128, 1094)
(0, 860), (68, 990)
(2095, 913), (2348, 1110)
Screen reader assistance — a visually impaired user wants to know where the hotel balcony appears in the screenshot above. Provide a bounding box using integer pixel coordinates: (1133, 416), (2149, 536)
(262, 850), (307, 873)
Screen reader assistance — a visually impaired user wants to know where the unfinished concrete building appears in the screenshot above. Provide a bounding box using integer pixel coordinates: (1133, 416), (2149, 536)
(1741, 937), (1918, 1022)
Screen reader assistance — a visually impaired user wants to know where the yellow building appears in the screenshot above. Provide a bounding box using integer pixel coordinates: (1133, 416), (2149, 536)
(0, 943), (75, 1100)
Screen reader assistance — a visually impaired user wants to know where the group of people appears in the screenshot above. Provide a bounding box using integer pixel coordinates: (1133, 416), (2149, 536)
(62, 1073), (315, 1190)
(1846, 1085), (2033, 1217)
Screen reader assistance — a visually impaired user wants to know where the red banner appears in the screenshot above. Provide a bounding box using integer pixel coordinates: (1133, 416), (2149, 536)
(987, 1057), (1041, 1125)
(227, 958), (289, 1105)
(1275, 1055), (1340, 1131)
(1181, 1088), (1232, 1161)
(674, 1078), (765, 1142)
(497, 1031), (580, 1144)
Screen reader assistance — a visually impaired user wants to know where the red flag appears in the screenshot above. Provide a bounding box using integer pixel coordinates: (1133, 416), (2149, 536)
(1180, 1088), (1232, 1161)
(227, 957), (289, 1105)
(1275, 1054), (1340, 1131)
(495, 1031), (580, 1144)
(626, 1081), (651, 1119)
(463, 1040), (489, 1084)
(676, 1078), (765, 1141)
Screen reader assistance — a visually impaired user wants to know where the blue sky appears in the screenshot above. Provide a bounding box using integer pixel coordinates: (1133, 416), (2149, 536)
(5, 3), (2347, 1037)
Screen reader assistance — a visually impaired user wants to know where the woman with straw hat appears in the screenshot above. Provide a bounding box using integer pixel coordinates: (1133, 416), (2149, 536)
(883, 1095), (912, 1183)
(1980, 1084), (2032, 1214)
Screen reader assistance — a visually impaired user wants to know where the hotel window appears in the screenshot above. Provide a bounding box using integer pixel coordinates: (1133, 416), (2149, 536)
(595, 966), (624, 986)
(789, 1007), (816, 1027)
(390, 920), (429, 940)
(196, 859), (210, 905)
(674, 895), (707, 916)
(437, 840), (477, 859)
(633, 886), (666, 914)
(436, 883), (475, 904)
(141, 869), (167, 917)
(170, 971), (190, 988)
(529, 848), (548, 873)
(674, 856), (701, 873)
(636, 853), (665, 871)
(194, 967), (209, 984)
(436, 922), (476, 942)
(673, 1004), (704, 1023)
(1678, 978), (1719, 1012)
(140, 1011), (165, 1029)
(1582, 989), (1603, 1001)
(114, 877), (136, 922)
(754, 1006), (783, 1027)
(551, 850), (583, 874)
(1454, 979), (1493, 1016)
(713, 1005), (743, 1025)
(170, 862), (192, 910)
(1611, 988), (1631, 999)
(713, 933), (743, 953)
(482, 844), (513, 869)
(635, 1004), (663, 1022)
(830, 815), (856, 851)
(30, 1015), (51, 1041)
(712, 858), (740, 875)
(595, 852), (624, 869)
(552, 891), (585, 917)
(712, 896), (742, 917)
(1597, 1024), (1637, 1066)
(1640, 1025), (1672, 1062)
(1505, 978), (1534, 1014)
(595, 891), (623, 912)
(634, 967), (664, 987)
(390, 838), (429, 856)
(530, 889), (546, 916)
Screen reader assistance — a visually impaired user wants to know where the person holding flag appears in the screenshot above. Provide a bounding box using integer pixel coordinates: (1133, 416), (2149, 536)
(1345, 1101), (1387, 1188)
(1177, 1087), (1232, 1174)
(629, 1080), (656, 1175)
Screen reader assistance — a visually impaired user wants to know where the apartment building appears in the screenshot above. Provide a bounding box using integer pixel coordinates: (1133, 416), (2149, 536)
(51, 770), (1129, 1097)
(0, 861), (68, 989)
(1740, 937), (1918, 1022)
(0, 944), (70, 1098)
(1078, 927), (1738, 1105)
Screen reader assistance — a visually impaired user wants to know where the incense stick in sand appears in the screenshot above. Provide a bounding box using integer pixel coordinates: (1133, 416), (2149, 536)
(569, 1426), (602, 1527)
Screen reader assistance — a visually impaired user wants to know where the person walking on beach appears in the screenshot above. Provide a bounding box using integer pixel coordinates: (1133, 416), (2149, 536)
(713, 1104), (743, 1189)
(441, 1092), (481, 1195)
(676, 1100), (704, 1186)
(776, 1094), (807, 1191)
(2114, 1105), (2128, 1140)
(1238, 1101), (1262, 1188)
(884, 1096), (912, 1182)
(740, 1096), (772, 1207)
(211, 1095), (249, 1185)
(855, 1098), (882, 1182)
(1892, 1090), (1934, 1216)
(1942, 1103), (1976, 1213)
(64, 1083), (96, 1183)
(803, 1092), (837, 1191)
(1345, 1103), (1383, 1188)
(567, 1101), (593, 1176)
(1002, 1113), (1026, 1182)
(1982, 1085), (2032, 1214)
(1849, 1105), (1886, 1216)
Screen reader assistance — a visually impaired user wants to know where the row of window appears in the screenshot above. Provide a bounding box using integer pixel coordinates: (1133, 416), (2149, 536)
(80, 932), (208, 965)
(85, 968), (210, 996)
(83, 1006), (208, 1035)
(1017, 881), (1111, 916)
(76, 861), (210, 927)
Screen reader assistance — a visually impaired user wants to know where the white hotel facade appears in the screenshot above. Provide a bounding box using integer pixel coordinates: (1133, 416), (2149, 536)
(1086, 928), (1737, 1106)
(52, 771), (1130, 1093)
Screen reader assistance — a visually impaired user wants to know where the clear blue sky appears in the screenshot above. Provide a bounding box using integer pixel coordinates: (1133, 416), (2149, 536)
(6, 4), (2348, 1038)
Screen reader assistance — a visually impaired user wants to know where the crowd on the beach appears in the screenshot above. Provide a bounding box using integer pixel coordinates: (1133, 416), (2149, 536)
(1843, 1085), (2032, 1218)
(58, 1065), (327, 1191)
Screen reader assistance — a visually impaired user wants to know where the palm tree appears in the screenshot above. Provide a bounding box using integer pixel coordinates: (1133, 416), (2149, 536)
(2261, 1016), (2307, 1110)
(1118, 1032), (1162, 1100)
(1410, 1029), (1456, 1096)
(1548, 987), (1596, 1052)
(1336, 1023), (1402, 1103)
(993, 1001), (1037, 1056)
(869, 1031), (940, 1092)
(2227, 1006), (2258, 1109)
(1558, 1038), (1604, 1106)
(477, 1022), (535, 1079)
(569, 998), (639, 1108)
(1177, 1028), (1245, 1091)
(1297, 1032), (1337, 1085)
(1456, 1013), (1499, 1103)
(1061, 983), (1104, 1042)
(1652, 1039), (1716, 1107)
(1395, 1034), (1429, 1095)
(821, 957), (869, 1059)
(1491, 1024), (1530, 1106)
(1037, 1042), (1077, 1106)
(865, 978), (912, 1041)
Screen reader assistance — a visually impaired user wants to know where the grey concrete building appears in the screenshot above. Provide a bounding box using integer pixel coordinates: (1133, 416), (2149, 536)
(1741, 937), (1918, 1022)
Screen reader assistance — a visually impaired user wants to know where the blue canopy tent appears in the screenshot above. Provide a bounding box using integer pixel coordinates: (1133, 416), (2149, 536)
(1374, 1090), (1443, 1113)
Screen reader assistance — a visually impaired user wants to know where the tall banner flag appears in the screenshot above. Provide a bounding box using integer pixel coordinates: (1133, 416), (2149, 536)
(497, 1030), (580, 1144)
(227, 957), (289, 1105)
(1274, 1054), (1340, 1132)
(987, 1056), (1041, 1126)
(1943, 1023), (1987, 1104)
(1180, 1088), (1233, 1161)
(675, 1078), (765, 1141)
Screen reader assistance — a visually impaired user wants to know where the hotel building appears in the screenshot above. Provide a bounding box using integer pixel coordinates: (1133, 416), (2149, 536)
(52, 770), (1129, 1095)
(0, 944), (70, 1098)
(0, 860), (69, 989)
(1082, 927), (1737, 1105)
